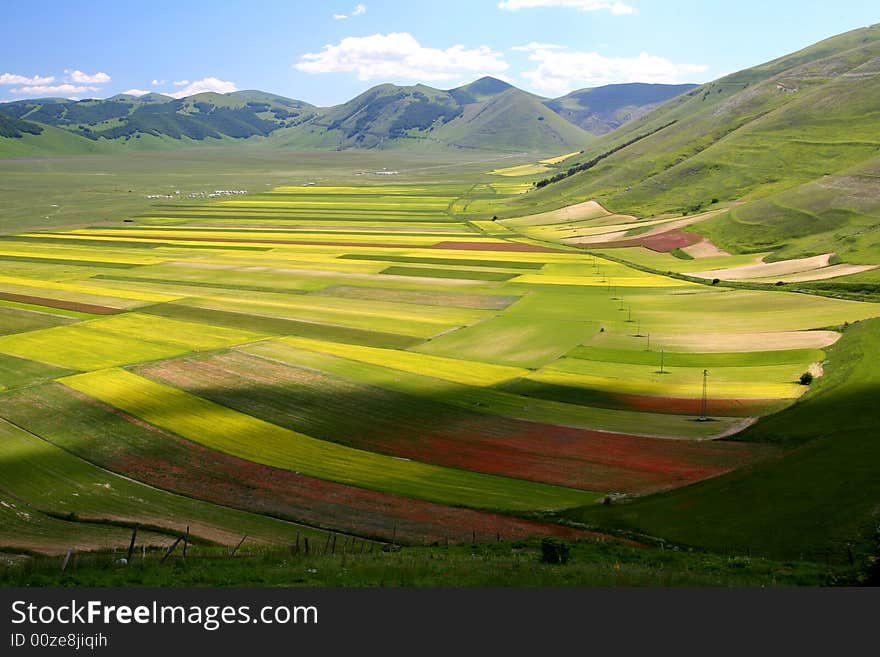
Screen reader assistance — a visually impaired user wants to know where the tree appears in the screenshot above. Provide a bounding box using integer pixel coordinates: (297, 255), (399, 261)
(540, 538), (571, 564)
(800, 371), (814, 385)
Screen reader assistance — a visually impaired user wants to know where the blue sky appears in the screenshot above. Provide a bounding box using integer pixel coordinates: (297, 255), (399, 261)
(1, 1), (876, 105)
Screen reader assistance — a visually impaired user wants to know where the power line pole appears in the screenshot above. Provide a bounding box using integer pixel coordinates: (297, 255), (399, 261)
(699, 369), (709, 421)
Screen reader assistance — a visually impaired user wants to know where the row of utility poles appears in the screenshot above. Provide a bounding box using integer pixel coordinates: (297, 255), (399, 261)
(589, 254), (710, 422)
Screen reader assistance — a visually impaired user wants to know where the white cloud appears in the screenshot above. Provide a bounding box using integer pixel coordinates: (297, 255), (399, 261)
(334, 3), (366, 19)
(151, 79), (165, 86)
(66, 69), (111, 84)
(511, 42), (566, 52)
(10, 83), (98, 98)
(499, 0), (636, 14)
(121, 89), (152, 97)
(295, 32), (508, 82)
(173, 79), (190, 86)
(163, 76), (237, 98)
(0, 73), (55, 85)
(521, 48), (707, 94)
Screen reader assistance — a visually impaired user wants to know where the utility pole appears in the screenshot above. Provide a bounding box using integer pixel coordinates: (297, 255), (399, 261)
(699, 369), (709, 421)
(659, 348), (665, 373)
(646, 333), (651, 351)
(627, 306), (633, 322)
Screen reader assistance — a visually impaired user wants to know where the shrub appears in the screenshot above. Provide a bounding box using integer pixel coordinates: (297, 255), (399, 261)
(540, 538), (571, 564)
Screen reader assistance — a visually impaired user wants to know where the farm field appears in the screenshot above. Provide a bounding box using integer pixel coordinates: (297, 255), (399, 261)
(1, 164), (879, 572)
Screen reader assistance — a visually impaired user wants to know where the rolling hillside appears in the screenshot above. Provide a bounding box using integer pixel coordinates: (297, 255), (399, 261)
(0, 90), (317, 143)
(500, 24), (880, 266)
(544, 82), (697, 134)
(0, 79), (694, 155)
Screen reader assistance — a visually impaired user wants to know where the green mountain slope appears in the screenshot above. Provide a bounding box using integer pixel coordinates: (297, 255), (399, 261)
(563, 318), (880, 565)
(0, 76), (648, 154)
(269, 78), (593, 152)
(0, 91), (317, 145)
(502, 25), (880, 263)
(544, 83), (697, 134)
(432, 87), (593, 152)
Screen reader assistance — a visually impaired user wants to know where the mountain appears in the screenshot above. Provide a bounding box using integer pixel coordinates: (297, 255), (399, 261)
(0, 91), (317, 143)
(0, 112), (43, 138)
(544, 83), (698, 134)
(0, 77), (695, 154)
(503, 24), (880, 265)
(269, 78), (592, 152)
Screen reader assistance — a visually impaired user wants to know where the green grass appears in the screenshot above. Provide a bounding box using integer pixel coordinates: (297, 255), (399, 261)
(567, 345), (826, 367)
(0, 419), (328, 550)
(2, 134), (880, 578)
(0, 538), (843, 587)
(529, 358), (806, 399)
(139, 303), (422, 349)
(561, 318), (880, 565)
(338, 254), (544, 270)
(0, 353), (75, 390)
(0, 313), (266, 370)
(60, 368), (599, 512)
(0, 306), (75, 336)
(414, 316), (599, 368)
(241, 341), (741, 439)
(380, 265), (518, 282)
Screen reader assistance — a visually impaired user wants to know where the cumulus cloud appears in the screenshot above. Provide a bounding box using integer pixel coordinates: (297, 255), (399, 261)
(511, 42), (566, 52)
(0, 73), (55, 85)
(121, 89), (152, 97)
(163, 76), (237, 98)
(173, 79), (190, 86)
(334, 3), (366, 19)
(151, 79), (165, 86)
(10, 83), (98, 98)
(521, 47), (707, 94)
(66, 69), (111, 84)
(295, 32), (508, 82)
(499, 0), (636, 14)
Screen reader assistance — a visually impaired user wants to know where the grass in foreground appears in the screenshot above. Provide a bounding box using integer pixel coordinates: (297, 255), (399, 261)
(0, 538), (853, 587)
(561, 318), (880, 566)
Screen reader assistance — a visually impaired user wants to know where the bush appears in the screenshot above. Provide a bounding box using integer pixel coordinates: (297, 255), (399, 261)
(540, 538), (571, 564)
(800, 371), (814, 385)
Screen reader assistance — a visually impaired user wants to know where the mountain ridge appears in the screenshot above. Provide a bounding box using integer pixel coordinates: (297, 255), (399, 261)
(0, 78), (694, 154)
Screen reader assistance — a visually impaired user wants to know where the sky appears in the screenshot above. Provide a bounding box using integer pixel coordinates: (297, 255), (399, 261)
(1, 1), (876, 106)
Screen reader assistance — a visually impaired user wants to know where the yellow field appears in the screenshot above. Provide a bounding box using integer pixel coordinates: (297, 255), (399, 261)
(277, 336), (529, 386)
(489, 182), (533, 195)
(0, 246), (162, 266)
(489, 164), (550, 177)
(525, 368), (805, 399)
(0, 313), (266, 370)
(471, 220), (515, 234)
(510, 273), (688, 287)
(0, 274), (180, 304)
(539, 151), (582, 165)
(59, 368), (597, 511)
(269, 186), (435, 195)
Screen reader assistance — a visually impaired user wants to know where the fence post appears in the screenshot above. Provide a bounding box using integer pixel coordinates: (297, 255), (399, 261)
(127, 527), (138, 563)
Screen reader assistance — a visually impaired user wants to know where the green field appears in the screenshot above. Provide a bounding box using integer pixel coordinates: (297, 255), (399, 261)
(60, 368), (598, 512)
(0, 137), (879, 586)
